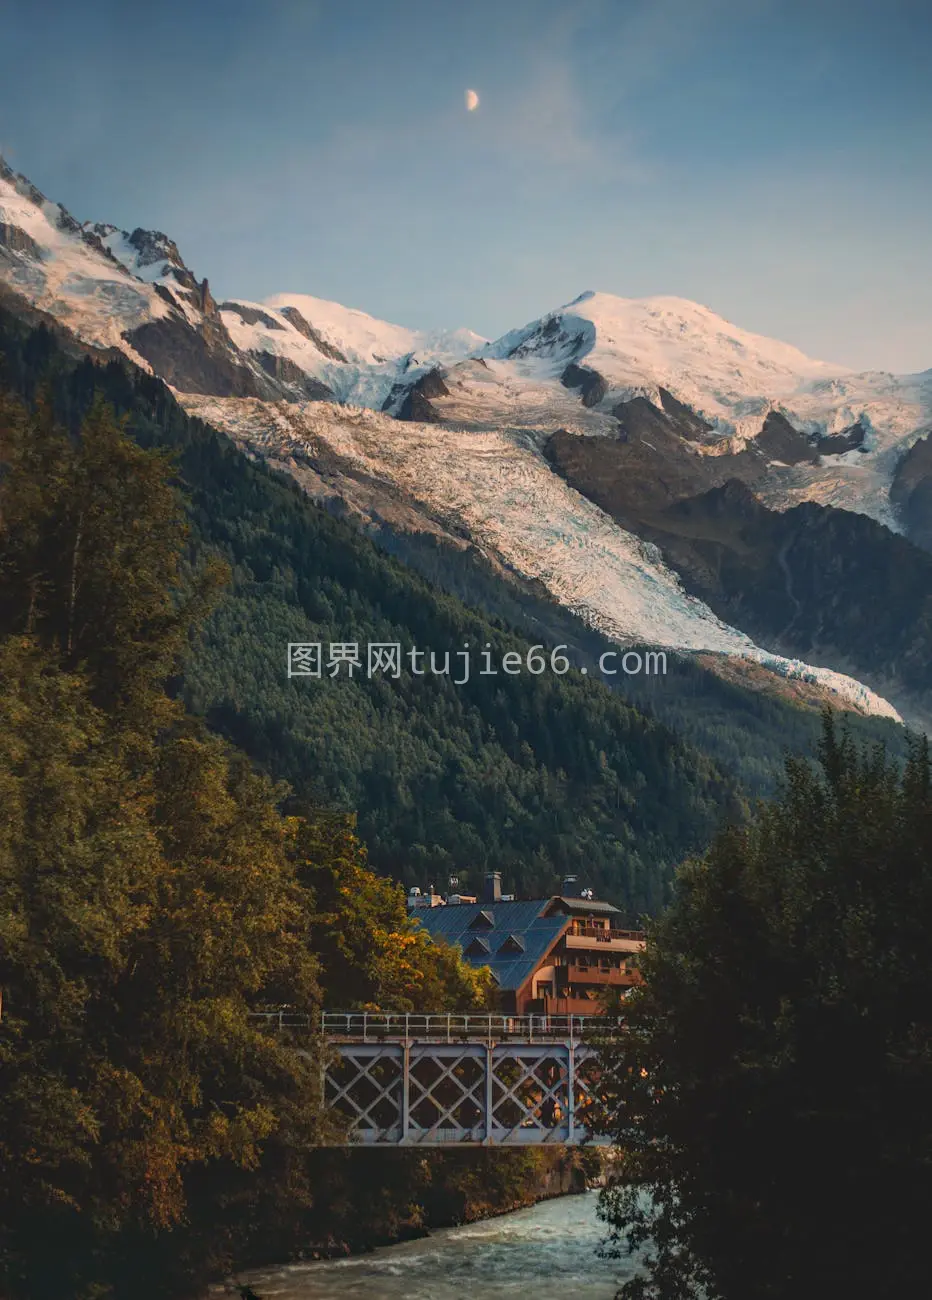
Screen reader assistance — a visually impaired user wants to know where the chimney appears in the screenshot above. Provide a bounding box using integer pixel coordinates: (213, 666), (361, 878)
(483, 871), (502, 903)
(561, 874), (579, 897)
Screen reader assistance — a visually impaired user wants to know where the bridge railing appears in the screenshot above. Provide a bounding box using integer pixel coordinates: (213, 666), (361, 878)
(246, 1011), (621, 1042)
(322, 1012), (624, 1042)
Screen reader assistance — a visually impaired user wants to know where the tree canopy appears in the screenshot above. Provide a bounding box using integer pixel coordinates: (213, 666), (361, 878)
(0, 389), (490, 1298)
(599, 715), (932, 1300)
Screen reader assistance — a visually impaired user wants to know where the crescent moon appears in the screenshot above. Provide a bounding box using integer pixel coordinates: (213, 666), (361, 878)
(465, 89), (479, 112)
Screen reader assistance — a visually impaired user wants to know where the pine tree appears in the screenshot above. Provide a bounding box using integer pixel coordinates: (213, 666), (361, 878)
(598, 714), (932, 1300)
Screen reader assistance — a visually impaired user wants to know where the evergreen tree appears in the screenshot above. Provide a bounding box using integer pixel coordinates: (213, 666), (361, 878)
(0, 393), (487, 1298)
(598, 715), (932, 1300)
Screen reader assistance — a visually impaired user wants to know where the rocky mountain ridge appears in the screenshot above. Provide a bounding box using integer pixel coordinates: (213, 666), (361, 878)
(2, 156), (931, 724)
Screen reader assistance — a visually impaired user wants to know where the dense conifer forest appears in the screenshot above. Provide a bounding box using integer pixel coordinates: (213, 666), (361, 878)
(0, 308), (902, 916)
(600, 718), (932, 1300)
(0, 304), (919, 1300)
(0, 367), (580, 1298)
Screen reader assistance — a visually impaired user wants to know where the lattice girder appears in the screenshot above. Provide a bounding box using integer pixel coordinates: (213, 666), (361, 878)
(322, 1038), (612, 1146)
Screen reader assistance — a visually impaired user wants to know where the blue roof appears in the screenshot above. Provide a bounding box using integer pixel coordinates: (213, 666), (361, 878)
(413, 900), (568, 991)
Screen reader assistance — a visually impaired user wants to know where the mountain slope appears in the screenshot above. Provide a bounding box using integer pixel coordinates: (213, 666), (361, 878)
(0, 305), (910, 907)
(0, 302), (748, 915)
(180, 390), (902, 721)
(0, 156), (483, 408)
(484, 290), (842, 425)
(1, 156), (929, 723)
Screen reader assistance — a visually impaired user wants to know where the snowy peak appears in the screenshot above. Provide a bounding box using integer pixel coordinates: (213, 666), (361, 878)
(1, 155), (929, 517)
(0, 155), (924, 726)
(231, 291), (487, 407)
(0, 153), (485, 409)
(0, 155), (85, 244)
(264, 292), (423, 368)
(484, 289), (844, 426)
(263, 292), (484, 371)
(91, 225), (189, 280)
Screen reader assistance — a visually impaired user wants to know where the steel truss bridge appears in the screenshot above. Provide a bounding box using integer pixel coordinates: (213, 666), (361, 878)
(254, 1012), (622, 1147)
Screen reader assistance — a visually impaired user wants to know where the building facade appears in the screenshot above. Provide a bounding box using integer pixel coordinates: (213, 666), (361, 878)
(411, 873), (645, 1015)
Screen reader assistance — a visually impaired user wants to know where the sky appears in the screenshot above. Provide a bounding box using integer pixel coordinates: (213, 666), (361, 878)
(1, 0), (931, 372)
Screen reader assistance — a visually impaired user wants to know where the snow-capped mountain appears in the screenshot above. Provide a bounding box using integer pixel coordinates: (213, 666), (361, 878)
(485, 289), (842, 415)
(0, 156), (483, 406)
(226, 291), (484, 407)
(424, 291), (931, 532)
(3, 155), (931, 725)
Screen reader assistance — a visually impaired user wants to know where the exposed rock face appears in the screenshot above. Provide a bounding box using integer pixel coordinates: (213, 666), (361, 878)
(390, 368), (450, 422)
(814, 421), (867, 456)
(278, 305), (349, 362)
(79, 227), (133, 272)
(221, 302), (285, 330)
(757, 410), (818, 465)
(398, 385), (442, 423)
(0, 223), (41, 259)
(547, 422), (682, 523)
(543, 399), (932, 722)
(505, 314), (589, 362)
(561, 363), (607, 407)
(637, 481), (932, 722)
(125, 317), (271, 398)
(413, 367), (449, 399)
(892, 431), (932, 552)
(196, 277), (216, 316)
(546, 395), (762, 528)
(250, 349), (334, 400)
(657, 386), (713, 440)
(613, 394), (680, 444)
(126, 227), (186, 272)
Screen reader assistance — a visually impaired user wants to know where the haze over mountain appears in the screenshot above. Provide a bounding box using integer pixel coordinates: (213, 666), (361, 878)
(3, 154), (932, 725)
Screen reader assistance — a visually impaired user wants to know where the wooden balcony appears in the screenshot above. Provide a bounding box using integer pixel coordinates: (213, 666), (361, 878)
(565, 926), (645, 954)
(534, 995), (611, 1016)
(556, 963), (639, 988)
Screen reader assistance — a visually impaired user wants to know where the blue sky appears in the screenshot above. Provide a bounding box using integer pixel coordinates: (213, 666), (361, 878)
(2, 0), (930, 371)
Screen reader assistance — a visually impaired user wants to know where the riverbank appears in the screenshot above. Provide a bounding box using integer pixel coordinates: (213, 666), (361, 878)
(211, 1191), (632, 1300)
(213, 1147), (613, 1290)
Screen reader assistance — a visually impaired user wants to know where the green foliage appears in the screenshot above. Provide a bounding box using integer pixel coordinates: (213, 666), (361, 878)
(0, 392), (488, 1299)
(0, 388), (224, 723)
(0, 309), (916, 1299)
(294, 810), (494, 1012)
(0, 310), (749, 918)
(598, 714), (932, 1300)
(373, 525), (906, 797)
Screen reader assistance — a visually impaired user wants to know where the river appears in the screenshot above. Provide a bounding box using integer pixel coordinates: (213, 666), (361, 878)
(220, 1192), (639, 1299)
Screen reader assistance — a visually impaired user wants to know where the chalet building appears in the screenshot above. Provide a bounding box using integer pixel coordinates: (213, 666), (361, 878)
(412, 872), (645, 1015)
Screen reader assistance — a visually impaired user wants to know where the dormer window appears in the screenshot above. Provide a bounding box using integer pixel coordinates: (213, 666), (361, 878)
(469, 908), (495, 929)
(498, 933), (525, 954)
(464, 936), (492, 957)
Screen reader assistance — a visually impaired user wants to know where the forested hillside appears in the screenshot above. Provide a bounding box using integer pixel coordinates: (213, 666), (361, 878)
(0, 382), (581, 1299)
(0, 309), (716, 913)
(0, 307), (902, 914)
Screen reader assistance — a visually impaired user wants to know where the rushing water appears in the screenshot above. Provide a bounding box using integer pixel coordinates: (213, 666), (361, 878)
(222, 1192), (638, 1299)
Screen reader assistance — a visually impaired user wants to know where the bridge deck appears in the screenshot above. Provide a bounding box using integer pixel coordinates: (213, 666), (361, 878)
(252, 1011), (621, 1147)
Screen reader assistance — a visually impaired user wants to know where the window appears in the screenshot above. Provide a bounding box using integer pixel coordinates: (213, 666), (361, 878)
(469, 908), (495, 929)
(498, 933), (525, 954)
(464, 936), (491, 957)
